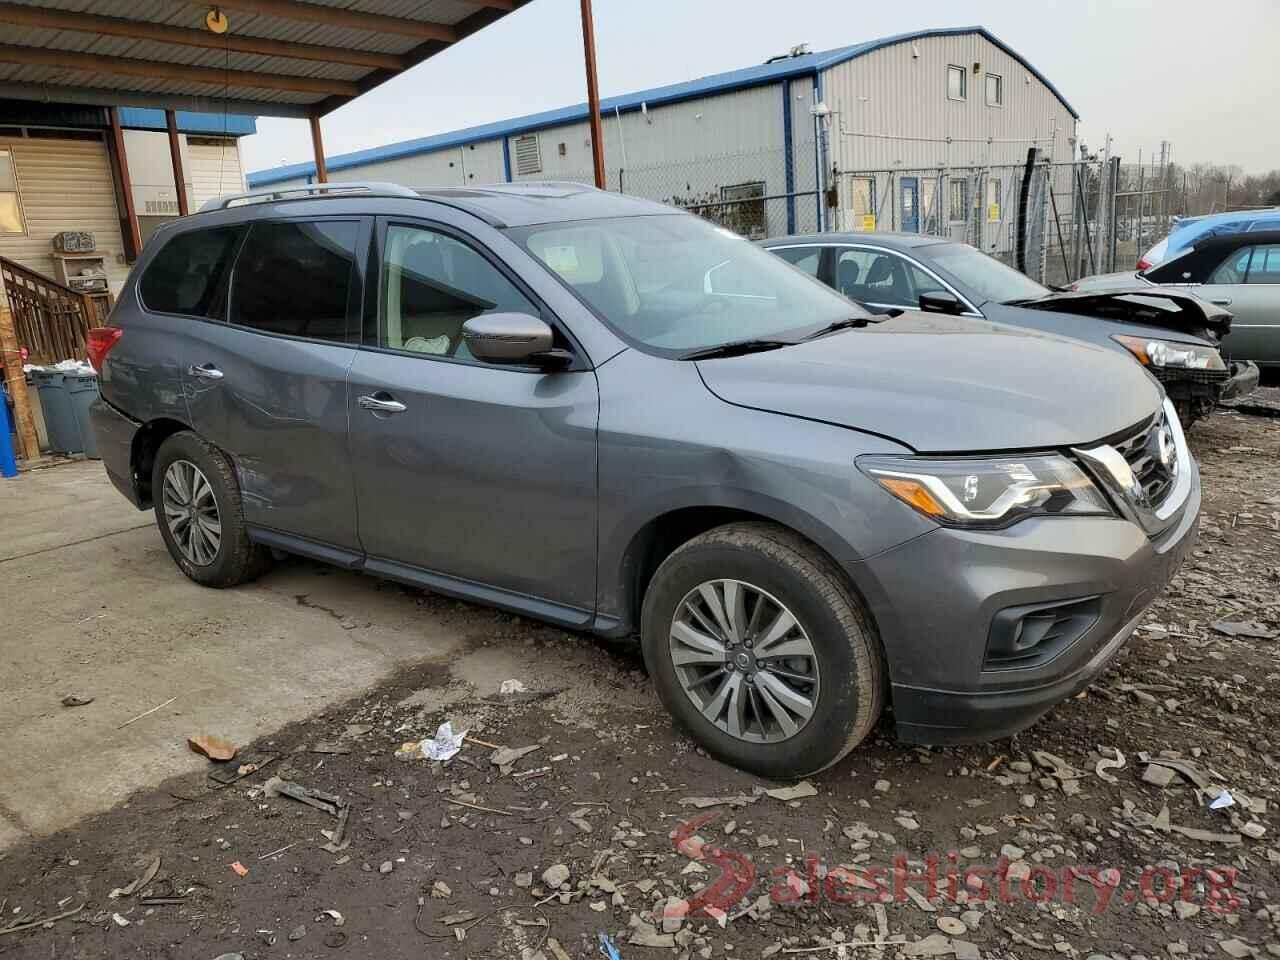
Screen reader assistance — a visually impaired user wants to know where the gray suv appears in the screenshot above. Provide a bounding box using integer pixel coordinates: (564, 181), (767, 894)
(88, 182), (1200, 779)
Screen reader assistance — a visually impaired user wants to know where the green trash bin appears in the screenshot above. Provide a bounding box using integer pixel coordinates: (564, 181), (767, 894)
(32, 370), (79, 454)
(65, 373), (101, 459)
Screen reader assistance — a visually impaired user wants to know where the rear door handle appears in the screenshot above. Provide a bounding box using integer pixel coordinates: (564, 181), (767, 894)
(1211, 298), (1233, 306)
(358, 394), (407, 414)
(188, 363), (224, 380)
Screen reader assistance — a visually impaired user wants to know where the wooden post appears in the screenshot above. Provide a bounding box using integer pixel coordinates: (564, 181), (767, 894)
(107, 106), (142, 260)
(578, 0), (606, 190)
(310, 115), (328, 183)
(0, 301), (40, 461)
(165, 109), (190, 216)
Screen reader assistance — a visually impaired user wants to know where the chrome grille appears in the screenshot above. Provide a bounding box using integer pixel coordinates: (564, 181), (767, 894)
(1108, 414), (1174, 508)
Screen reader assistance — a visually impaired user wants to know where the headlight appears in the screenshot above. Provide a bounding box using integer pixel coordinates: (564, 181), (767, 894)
(1112, 335), (1226, 370)
(858, 454), (1113, 528)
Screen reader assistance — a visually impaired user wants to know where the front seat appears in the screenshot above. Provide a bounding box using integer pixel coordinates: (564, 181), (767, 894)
(836, 258), (861, 299)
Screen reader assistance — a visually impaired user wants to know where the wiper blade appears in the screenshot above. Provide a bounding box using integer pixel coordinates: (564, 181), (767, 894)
(680, 338), (794, 360)
(801, 315), (887, 340)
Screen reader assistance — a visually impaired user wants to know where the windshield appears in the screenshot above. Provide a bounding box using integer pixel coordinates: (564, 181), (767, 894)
(918, 242), (1050, 304)
(509, 214), (865, 354)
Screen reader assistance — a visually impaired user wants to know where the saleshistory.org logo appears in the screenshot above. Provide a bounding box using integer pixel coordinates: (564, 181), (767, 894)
(666, 813), (1240, 919)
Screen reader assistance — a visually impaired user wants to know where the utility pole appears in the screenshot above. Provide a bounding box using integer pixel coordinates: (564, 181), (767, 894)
(579, 0), (607, 190)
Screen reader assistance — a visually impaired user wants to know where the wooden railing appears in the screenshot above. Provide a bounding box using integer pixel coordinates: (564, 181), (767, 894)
(0, 256), (109, 365)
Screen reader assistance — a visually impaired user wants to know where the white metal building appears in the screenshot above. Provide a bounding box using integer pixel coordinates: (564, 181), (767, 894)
(248, 26), (1078, 242)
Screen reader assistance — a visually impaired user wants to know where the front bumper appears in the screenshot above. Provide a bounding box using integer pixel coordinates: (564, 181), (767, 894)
(846, 459), (1200, 744)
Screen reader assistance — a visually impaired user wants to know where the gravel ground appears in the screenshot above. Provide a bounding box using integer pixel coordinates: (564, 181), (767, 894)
(0, 406), (1278, 960)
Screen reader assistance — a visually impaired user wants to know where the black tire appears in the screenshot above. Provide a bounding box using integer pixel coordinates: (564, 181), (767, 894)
(641, 522), (885, 779)
(151, 431), (270, 588)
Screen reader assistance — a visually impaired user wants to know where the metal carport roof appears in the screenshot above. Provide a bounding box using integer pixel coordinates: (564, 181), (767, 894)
(0, 0), (531, 119)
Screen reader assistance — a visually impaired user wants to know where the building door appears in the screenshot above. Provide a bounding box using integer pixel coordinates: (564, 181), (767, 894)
(900, 177), (919, 233)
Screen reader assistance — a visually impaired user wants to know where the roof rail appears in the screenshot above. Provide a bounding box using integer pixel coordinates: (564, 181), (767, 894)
(198, 181), (419, 213)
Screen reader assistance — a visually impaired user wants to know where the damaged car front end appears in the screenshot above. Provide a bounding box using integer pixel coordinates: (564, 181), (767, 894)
(1008, 290), (1260, 424)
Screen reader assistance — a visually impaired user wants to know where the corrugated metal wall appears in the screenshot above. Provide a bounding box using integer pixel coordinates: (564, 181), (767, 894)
(188, 138), (246, 208)
(821, 33), (1076, 171)
(0, 133), (129, 291)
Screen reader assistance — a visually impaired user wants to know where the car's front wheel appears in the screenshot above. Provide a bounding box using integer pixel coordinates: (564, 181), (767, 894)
(641, 522), (885, 779)
(152, 431), (270, 588)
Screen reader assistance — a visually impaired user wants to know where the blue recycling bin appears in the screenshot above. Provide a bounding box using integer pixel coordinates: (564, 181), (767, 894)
(1, 380), (16, 477)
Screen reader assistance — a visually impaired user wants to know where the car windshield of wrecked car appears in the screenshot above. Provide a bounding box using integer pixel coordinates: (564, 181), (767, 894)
(921, 242), (1051, 305)
(510, 214), (867, 355)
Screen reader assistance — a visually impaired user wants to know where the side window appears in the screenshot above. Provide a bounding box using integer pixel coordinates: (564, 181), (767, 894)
(907, 264), (947, 302)
(1245, 245), (1280, 284)
(381, 224), (537, 359)
(772, 246), (822, 278)
(140, 226), (243, 319)
(947, 65), (966, 100)
(1209, 247), (1252, 285)
(229, 220), (358, 342)
(835, 249), (916, 307)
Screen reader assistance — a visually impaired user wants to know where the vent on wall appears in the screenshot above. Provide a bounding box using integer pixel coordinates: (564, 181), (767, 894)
(513, 134), (542, 175)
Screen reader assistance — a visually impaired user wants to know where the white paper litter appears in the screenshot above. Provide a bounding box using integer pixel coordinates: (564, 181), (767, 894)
(1210, 789), (1236, 811)
(420, 721), (467, 761)
(499, 679), (528, 694)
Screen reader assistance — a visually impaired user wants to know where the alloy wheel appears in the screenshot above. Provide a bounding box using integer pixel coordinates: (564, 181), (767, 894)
(162, 459), (221, 566)
(668, 579), (820, 743)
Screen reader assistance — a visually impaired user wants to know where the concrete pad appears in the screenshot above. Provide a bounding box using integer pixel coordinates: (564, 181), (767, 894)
(0, 461), (474, 850)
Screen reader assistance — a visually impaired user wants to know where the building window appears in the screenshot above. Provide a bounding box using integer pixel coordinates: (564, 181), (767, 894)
(947, 65), (967, 101)
(0, 148), (27, 235)
(949, 178), (969, 222)
(513, 134), (542, 175)
(986, 73), (1003, 106)
(718, 182), (767, 239)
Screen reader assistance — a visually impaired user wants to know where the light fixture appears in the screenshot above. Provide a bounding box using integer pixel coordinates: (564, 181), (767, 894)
(206, 7), (228, 33)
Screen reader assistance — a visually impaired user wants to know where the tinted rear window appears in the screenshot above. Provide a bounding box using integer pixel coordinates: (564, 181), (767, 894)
(228, 220), (359, 343)
(139, 226), (243, 318)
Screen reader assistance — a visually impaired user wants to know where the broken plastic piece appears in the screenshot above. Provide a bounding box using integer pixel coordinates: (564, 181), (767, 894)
(598, 931), (622, 960)
(1210, 788), (1236, 810)
(188, 734), (237, 761)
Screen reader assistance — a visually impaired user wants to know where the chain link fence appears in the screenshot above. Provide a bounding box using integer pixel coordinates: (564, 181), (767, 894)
(569, 144), (1172, 287)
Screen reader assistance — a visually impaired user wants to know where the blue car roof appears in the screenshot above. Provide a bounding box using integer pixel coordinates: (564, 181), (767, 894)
(1167, 208), (1280, 254)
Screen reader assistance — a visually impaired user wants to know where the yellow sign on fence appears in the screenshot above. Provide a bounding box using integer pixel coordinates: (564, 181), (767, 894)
(988, 204), (1000, 223)
(861, 214), (876, 231)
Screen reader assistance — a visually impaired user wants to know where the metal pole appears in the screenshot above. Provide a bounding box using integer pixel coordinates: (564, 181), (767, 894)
(310, 115), (328, 183)
(579, 0), (607, 190)
(165, 109), (190, 216)
(107, 106), (142, 260)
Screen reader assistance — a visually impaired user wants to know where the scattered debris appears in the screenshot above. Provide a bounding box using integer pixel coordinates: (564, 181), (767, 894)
(263, 777), (345, 817)
(1094, 745), (1125, 783)
(764, 781), (817, 802)
(677, 793), (759, 809)
(60, 695), (93, 708)
(1210, 788), (1236, 810)
(320, 805), (352, 853)
(108, 856), (160, 899)
(0, 903), (83, 937)
(420, 721), (468, 761)
(1211, 620), (1277, 639)
(187, 734), (237, 761)
(116, 695), (178, 730)
(499, 679), (528, 694)
(230, 861), (248, 877)
(491, 744), (541, 770)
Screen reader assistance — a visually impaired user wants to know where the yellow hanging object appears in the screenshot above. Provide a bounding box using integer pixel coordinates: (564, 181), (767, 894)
(205, 7), (229, 33)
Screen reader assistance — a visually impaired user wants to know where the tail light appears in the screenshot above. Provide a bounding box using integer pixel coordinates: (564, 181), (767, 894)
(1136, 257), (1152, 271)
(86, 326), (123, 372)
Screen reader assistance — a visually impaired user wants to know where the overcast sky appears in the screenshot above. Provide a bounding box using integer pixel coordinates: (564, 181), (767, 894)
(240, 0), (1277, 177)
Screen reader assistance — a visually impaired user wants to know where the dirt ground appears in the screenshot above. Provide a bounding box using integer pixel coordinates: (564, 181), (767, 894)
(1, 402), (1279, 960)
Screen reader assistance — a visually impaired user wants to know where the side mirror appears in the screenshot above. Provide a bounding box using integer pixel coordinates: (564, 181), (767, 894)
(461, 313), (567, 367)
(918, 290), (965, 315)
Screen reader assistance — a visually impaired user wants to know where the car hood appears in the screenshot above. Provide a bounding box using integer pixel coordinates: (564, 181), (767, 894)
(1070, 271), (1149, 293)
(696, 312), (1162, 453)
(1008, 289), (1232, 342)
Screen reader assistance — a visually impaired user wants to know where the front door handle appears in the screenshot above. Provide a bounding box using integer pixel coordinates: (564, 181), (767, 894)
(188, 363), (224, 380)
(1211, 298), (1233, 307)
(358, 394), (407, 414)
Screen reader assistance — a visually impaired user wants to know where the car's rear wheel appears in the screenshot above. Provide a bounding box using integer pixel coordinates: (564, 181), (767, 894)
(641, 522), (885, 779)
(152, 431), (270, 588)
